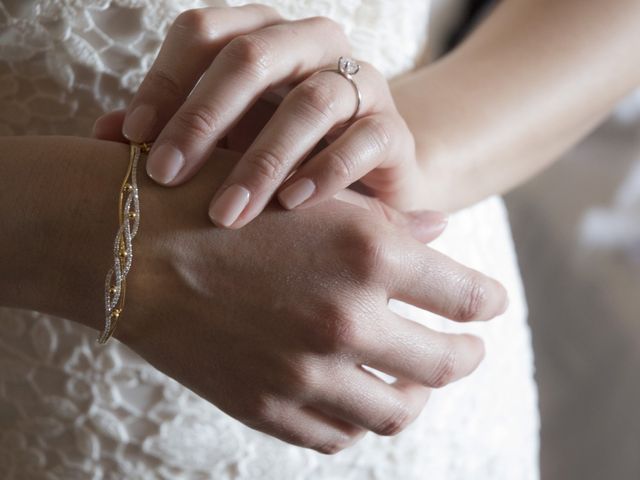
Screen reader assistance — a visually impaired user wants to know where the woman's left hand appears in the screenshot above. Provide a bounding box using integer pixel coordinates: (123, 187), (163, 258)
(99, 5), (423, 228)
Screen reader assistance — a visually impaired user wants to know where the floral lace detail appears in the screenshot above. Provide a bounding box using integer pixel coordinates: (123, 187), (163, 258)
(0, 0), (428, 136)
(0, 1), (539, 478)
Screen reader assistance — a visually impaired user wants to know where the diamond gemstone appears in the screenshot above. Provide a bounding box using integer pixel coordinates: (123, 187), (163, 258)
(339, 57), (360, 76)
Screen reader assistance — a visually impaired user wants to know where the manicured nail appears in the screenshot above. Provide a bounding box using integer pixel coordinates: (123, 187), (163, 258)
(278, 178), (316, 209)
(209, 185), (251, 227)
(146, 144), (184, 185)
(123, 105), (156, 142)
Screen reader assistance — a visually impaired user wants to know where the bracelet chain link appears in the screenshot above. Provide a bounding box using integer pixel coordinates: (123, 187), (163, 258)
(97, 142), (151, 344)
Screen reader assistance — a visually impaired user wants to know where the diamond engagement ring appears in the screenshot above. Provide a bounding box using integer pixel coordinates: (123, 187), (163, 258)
(316, 56), (362, 125)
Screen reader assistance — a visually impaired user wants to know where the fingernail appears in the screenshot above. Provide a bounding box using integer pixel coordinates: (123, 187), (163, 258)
(278, 178), (316, 209)
(146, 144), (184, 185)
(123, 104), (156, 142)
(209, 185), (251, 227)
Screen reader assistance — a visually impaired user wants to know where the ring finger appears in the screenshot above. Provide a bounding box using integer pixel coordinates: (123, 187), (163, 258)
(145, 16), (353, 187)
(208, 62), (393, 228)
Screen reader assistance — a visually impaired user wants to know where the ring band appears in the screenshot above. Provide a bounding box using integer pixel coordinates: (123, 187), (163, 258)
(316, 56), (362, 125)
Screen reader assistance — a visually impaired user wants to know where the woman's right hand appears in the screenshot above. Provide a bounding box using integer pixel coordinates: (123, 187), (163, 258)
(116, 147), (508, 454)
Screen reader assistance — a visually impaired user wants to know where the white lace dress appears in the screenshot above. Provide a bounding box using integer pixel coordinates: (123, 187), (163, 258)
(0, 1), (540, 478)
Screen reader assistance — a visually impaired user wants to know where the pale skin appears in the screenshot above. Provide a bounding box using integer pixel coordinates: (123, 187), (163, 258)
(0, 136), (507, 454)
(100, 0), (640, 220)
(3, 0), (640, 456)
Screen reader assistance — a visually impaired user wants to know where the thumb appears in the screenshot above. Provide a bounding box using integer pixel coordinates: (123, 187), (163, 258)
(92, 109), (128, 143)
(333, 189), (448, 243)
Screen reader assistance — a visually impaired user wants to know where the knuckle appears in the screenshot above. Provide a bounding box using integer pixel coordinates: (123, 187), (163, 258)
(360, 116), (392, 152)
(246, 148), (284, 183)
(429, 339), (458, 388)
(174, 104), (221, 141)
(344, 226), (389, 283)
(314, 304), (361, 352)
(223, 34), (272, 77)
(327, 316), (361, 352)
(145, 67), (184, 98)
(315, 438), (348, 455)
(173, 8), (214, 38)
(308, 16), (348, 43)
(280, 356), (322, 399)
(240, 3), (281, 20)
(294, 80), (337, 122)
(374, 403), (412, 436)
(324, 147), (357, 183)
(454, 275), (489, 322)
(241, 391), (279, 424)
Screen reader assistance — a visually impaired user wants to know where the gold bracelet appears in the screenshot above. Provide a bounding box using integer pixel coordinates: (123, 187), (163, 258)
(97, 142), (151, 344)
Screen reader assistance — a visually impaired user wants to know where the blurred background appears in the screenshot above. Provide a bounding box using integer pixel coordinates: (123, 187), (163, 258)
(506, 98), (640, 480)
(432, 1), (640, 478)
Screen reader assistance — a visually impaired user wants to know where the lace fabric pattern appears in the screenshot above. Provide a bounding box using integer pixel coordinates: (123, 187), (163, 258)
(0, 1), (540, 478)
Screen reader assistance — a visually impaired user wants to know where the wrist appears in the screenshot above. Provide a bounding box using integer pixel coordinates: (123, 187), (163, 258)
(112, 146), (239, 349)
(0, 136), (130, 331)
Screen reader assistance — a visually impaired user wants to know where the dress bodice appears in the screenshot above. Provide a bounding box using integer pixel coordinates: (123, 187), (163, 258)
(0, 2), (539, 479)
(0, 0), (429, 137)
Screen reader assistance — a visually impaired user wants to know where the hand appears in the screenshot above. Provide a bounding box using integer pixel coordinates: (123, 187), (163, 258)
(106, 5), (424, 228)
(117, 147), (508, 455)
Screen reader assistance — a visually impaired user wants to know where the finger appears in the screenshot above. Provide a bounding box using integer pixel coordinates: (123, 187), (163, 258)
(303, 196), (505, 322)
(248, 400), (365, 454)
(277, 112), (416, 212)
(92, 109), (128, 142)
(333, 189), (448, 244)
(208, 63), (390, 228)
(384, 234), (510, 322)
(146, 16), (352, 189)
(309, 362), (430, 436)
(122, 4), (283, 143)
(354, 310), (486, 388)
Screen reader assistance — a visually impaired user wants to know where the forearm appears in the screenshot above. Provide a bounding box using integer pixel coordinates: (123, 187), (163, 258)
(392, 0), (640, 211)
(0, 136), (130, 331)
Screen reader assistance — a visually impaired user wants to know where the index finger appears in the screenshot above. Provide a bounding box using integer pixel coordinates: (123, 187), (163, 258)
(122, 5), (283, 143)
(387, 236), (509, 323)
